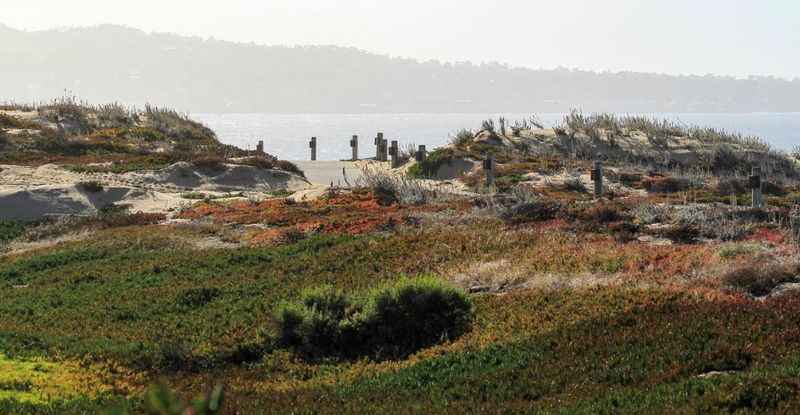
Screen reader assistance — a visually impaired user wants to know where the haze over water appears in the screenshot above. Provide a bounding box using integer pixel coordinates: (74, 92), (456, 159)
(194, 113), (800, 161)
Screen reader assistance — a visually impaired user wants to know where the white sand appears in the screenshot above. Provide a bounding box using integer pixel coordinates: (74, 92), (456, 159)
(0, 163), (311, 220)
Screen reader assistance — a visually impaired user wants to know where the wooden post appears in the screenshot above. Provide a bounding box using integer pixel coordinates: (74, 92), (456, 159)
(309, 137), (317, 161)
(751, 166), (763, 208)
(484, 156), (495, 189)
(389, 140), (399, 168)
(416, 145), (427, 163)
(591, 160), (603, 199)
(380, 139), (388, 162)
(375, 132), (386, 161)
(350, 135), (358, 161)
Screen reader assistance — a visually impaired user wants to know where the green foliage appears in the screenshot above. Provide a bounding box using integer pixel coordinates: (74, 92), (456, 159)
(449, 129), (473, 148)
(409, 148), (458, 178)
(106, 383), (223, 415)
(718, 243), (765, 259)
(363, 276), (474, 357)
(276, 276), (473, 359)
(0, 113), (39, 130)
(0, 220), (28, 246)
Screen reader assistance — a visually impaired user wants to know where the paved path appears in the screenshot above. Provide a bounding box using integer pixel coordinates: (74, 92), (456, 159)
(291, 161), (366, 186)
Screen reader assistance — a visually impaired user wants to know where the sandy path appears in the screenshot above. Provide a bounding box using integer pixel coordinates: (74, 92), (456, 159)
(291, 161), (370, 186)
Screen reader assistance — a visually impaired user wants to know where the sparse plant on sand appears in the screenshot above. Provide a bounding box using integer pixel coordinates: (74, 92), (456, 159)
(450, 129), (473, 148)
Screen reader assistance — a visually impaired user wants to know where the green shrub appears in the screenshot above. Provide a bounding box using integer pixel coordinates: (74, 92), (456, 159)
(362, 276), (474, 357)
(0, 220), (27, 245)
(275, 276), (473, 360)
(275, 285), (360, 357)
(409, 148), (458, 178)
(450, 129), (473, 148)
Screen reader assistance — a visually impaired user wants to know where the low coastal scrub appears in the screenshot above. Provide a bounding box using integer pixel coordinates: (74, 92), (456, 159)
(722, 261), (800, 297)
(276, 276), (473, 360)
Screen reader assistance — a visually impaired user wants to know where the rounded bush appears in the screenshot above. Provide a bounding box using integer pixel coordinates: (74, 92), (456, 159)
(274, 276), (473, 360)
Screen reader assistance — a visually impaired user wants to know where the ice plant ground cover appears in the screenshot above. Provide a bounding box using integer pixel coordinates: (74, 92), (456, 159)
(3, 180), (800, 413)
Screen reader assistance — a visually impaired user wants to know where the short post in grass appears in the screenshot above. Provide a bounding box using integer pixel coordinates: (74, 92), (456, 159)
(416, 145), (427, 163)
(309, 137), (317, 161)
(750, 166), (764, 208)
(389, 140), (399, 168)
(591, 160), (603, 199)
(350, 135), (358, 161)
(483, 156), (496, 189)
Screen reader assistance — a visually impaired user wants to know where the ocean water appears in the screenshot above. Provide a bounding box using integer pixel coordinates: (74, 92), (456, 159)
(192, 113), (800, 161)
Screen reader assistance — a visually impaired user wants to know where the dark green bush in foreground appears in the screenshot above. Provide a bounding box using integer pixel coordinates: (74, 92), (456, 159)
(276, 276), (473, 359)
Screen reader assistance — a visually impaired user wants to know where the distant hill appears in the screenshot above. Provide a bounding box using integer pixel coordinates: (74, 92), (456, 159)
(2, 24), (800, 114)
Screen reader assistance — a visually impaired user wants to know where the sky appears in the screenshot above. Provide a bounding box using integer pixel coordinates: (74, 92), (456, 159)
(3, 0), (799, 79)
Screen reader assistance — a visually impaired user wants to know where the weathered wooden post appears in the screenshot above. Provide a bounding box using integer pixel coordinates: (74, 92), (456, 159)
(483, 156), (496, 188)
(350, 135), (358, 161)
(389, 140), (399, 168)
(751, 166), (764, 208)
(375, 133), (386, 161)
(309, 137), (317, 161)
(380, 139), (388, 162)
(416, 145), (427, 163)
(591, 160), (603, 199)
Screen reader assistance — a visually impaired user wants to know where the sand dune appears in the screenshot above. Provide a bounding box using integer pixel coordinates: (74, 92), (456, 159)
(0, 162), (310, 220)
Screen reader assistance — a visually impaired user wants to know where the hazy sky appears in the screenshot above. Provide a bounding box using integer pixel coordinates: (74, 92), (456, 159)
(4, 0), (799, 79)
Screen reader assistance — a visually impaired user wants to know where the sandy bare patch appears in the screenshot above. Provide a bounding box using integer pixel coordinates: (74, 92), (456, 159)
(0, 162), (310, 220)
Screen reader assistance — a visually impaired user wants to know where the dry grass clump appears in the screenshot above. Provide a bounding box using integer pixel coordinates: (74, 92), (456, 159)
(717, 178), (788, 197)
(633, 203), (671, 225)
(359, 167), (460, 206)
(191, 154), (227, 171)
(642, 176), (693, 193)
(562, 111), (771, 151)
(450, 129), (474, 147)
(722, 260), (800, 297)
(501, 200), (562, 224)
(580, 204), (625, 224)
(673, 205), (754, 241)
(274, 160), (305, 178)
